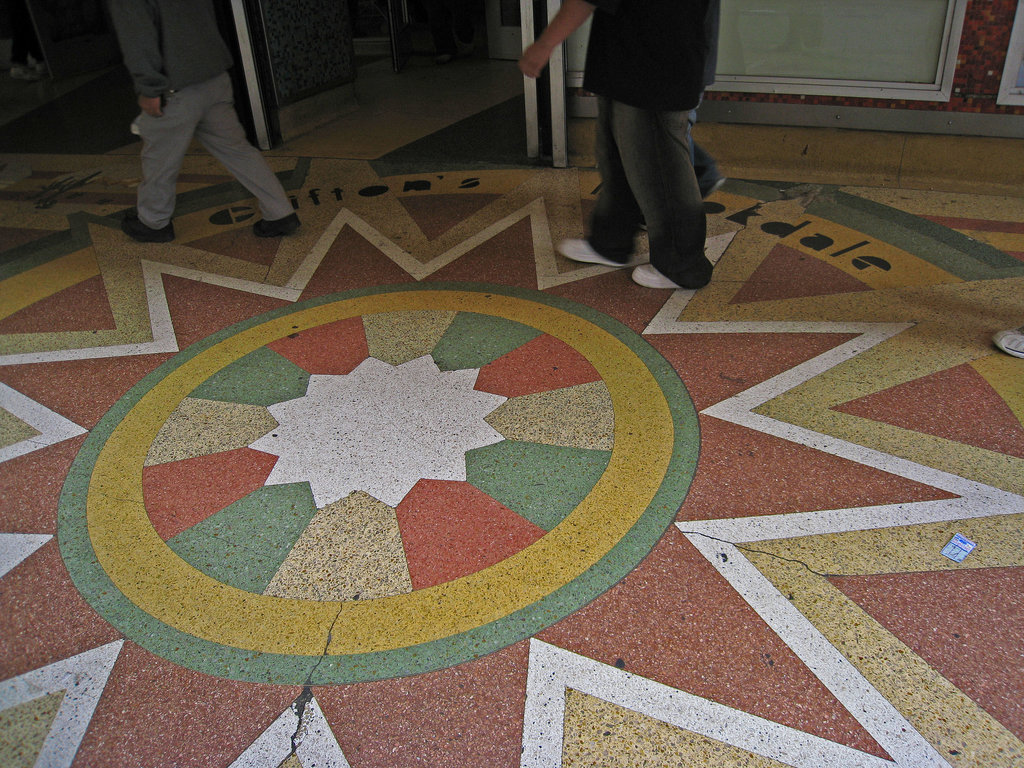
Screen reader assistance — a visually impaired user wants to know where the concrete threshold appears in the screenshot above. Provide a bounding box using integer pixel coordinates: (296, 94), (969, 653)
(568, 119), (1024, 197)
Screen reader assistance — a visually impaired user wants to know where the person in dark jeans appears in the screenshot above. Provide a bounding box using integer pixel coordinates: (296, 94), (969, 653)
(6, 0), (46, 80)
(521, 0), (721, 290)
(423, 0), (475, 64)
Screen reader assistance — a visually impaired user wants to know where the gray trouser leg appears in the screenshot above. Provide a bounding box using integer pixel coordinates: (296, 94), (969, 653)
(135, 73), (293, 227)
(135, 93), (202, 229)
(195, 74), (293, 221)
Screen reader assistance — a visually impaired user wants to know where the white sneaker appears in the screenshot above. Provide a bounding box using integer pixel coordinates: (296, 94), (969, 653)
(703, 176), (726, 198)
(10, 64), (42, 81)
(631, 263), (682, 289)
(26, 53), (46, 72)
(558, 238), (642, 268)
(993, 327), (1024, 358)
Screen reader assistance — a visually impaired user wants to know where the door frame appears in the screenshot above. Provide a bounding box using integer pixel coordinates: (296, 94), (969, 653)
(387, 0), (412, 72)
(520, 0), (568, 167)
(228, 0), (274, 150)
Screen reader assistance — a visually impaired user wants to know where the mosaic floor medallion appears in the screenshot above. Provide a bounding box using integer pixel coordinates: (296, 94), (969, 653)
(58, 282), (700, 684)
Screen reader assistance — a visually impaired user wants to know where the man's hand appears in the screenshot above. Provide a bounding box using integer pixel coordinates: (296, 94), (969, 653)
(138, 94), (163, 117)
(519, 41), (553, 79)
(517, 0), (594, 79)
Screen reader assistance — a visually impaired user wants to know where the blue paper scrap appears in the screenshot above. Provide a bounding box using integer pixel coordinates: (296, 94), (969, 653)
(941, 533), (976, 563)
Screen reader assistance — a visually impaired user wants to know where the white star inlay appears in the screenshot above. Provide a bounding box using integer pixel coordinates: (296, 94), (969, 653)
(251, 355), (507, 507)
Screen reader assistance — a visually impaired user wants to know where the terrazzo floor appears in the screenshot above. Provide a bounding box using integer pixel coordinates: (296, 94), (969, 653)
(2, 59), (1024, 768)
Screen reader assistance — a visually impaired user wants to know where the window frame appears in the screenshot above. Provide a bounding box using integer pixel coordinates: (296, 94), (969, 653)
(997, 2), (1024, 106)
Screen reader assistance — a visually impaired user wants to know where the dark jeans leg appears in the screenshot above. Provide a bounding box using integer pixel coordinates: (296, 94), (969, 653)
(587, 97), (644, 263)
(597, 99), (711, 288)
(450, 0), (474, 45)
(10, 0), (43, 63)
(423, 0), (456, 54)
(688, 108), (723, 198)
(693, 142), (722, 197)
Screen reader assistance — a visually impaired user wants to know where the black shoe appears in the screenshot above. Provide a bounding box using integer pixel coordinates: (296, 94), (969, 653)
(121, 210), (174, 242)
(253, 213), (300, 238)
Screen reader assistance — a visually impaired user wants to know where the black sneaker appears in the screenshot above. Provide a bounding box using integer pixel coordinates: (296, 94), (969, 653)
(121, 210), (174, 242)
(253, 213), (300, 238)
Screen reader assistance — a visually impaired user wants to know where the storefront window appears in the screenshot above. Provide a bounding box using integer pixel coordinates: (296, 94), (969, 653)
(565, 0), (970, 102)
(714, 0), (965, 100)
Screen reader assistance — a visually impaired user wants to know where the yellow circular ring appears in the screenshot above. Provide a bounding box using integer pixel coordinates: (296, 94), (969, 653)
(87, 289), (674, 655)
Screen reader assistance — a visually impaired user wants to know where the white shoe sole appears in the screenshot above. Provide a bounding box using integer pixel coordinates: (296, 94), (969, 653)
(631, 264), (682, 289)
(703, 177), (726, 198)
(10, 68), (42, 81)
(558, 239), (643, 268)
(993, 329), (1024, 358)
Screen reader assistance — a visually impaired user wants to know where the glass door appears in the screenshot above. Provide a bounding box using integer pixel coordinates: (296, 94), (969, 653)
(486, 0), (523, 59)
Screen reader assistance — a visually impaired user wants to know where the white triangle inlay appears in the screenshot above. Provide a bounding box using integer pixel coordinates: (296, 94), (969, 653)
(0, 641), (124, 768)
(228, 694), (350, 768)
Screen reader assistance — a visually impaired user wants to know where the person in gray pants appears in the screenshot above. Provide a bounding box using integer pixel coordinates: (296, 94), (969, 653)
(109, 0), (299, 242)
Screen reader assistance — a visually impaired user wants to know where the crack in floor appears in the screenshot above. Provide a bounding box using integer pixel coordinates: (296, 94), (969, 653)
(286, 603), (346, 759)
(289, 685), (315, 759)
(304, 602), (345, 687)
(680, 530), (835, 579)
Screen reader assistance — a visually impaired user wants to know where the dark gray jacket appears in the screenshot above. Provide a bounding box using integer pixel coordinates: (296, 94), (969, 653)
(108, 0), (233, 97)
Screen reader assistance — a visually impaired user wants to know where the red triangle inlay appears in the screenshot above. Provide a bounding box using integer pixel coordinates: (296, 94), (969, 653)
(313, 643), (529, 767)
(188, 228), (280, 266)
(551, 268), (680, 334)
(0, 436), (85, 534)
(0, 540), (122, 681)
(399, 193), (502, 240)
(831, 567), (1024, 740)
(475, 333), (600, 397)
(143, 447), (278, 540)
(681, 419), (958, 521)
(267, 316), (368, 375)
(72, 642), (301, 768)
(0, 225), (52, 252)
(648, 332), (860, 411)
(396, 479), (545, 589)
(299, 226), (415, 300)
(0, 354), (172, 429)
(0, 274), (117, 334)
(538, 529), (891, 757)
(833, 363), (1024, 459)
(731, 244), (871, 304)
(427, 217), (538, 289)
(161, 274), (290, 349)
